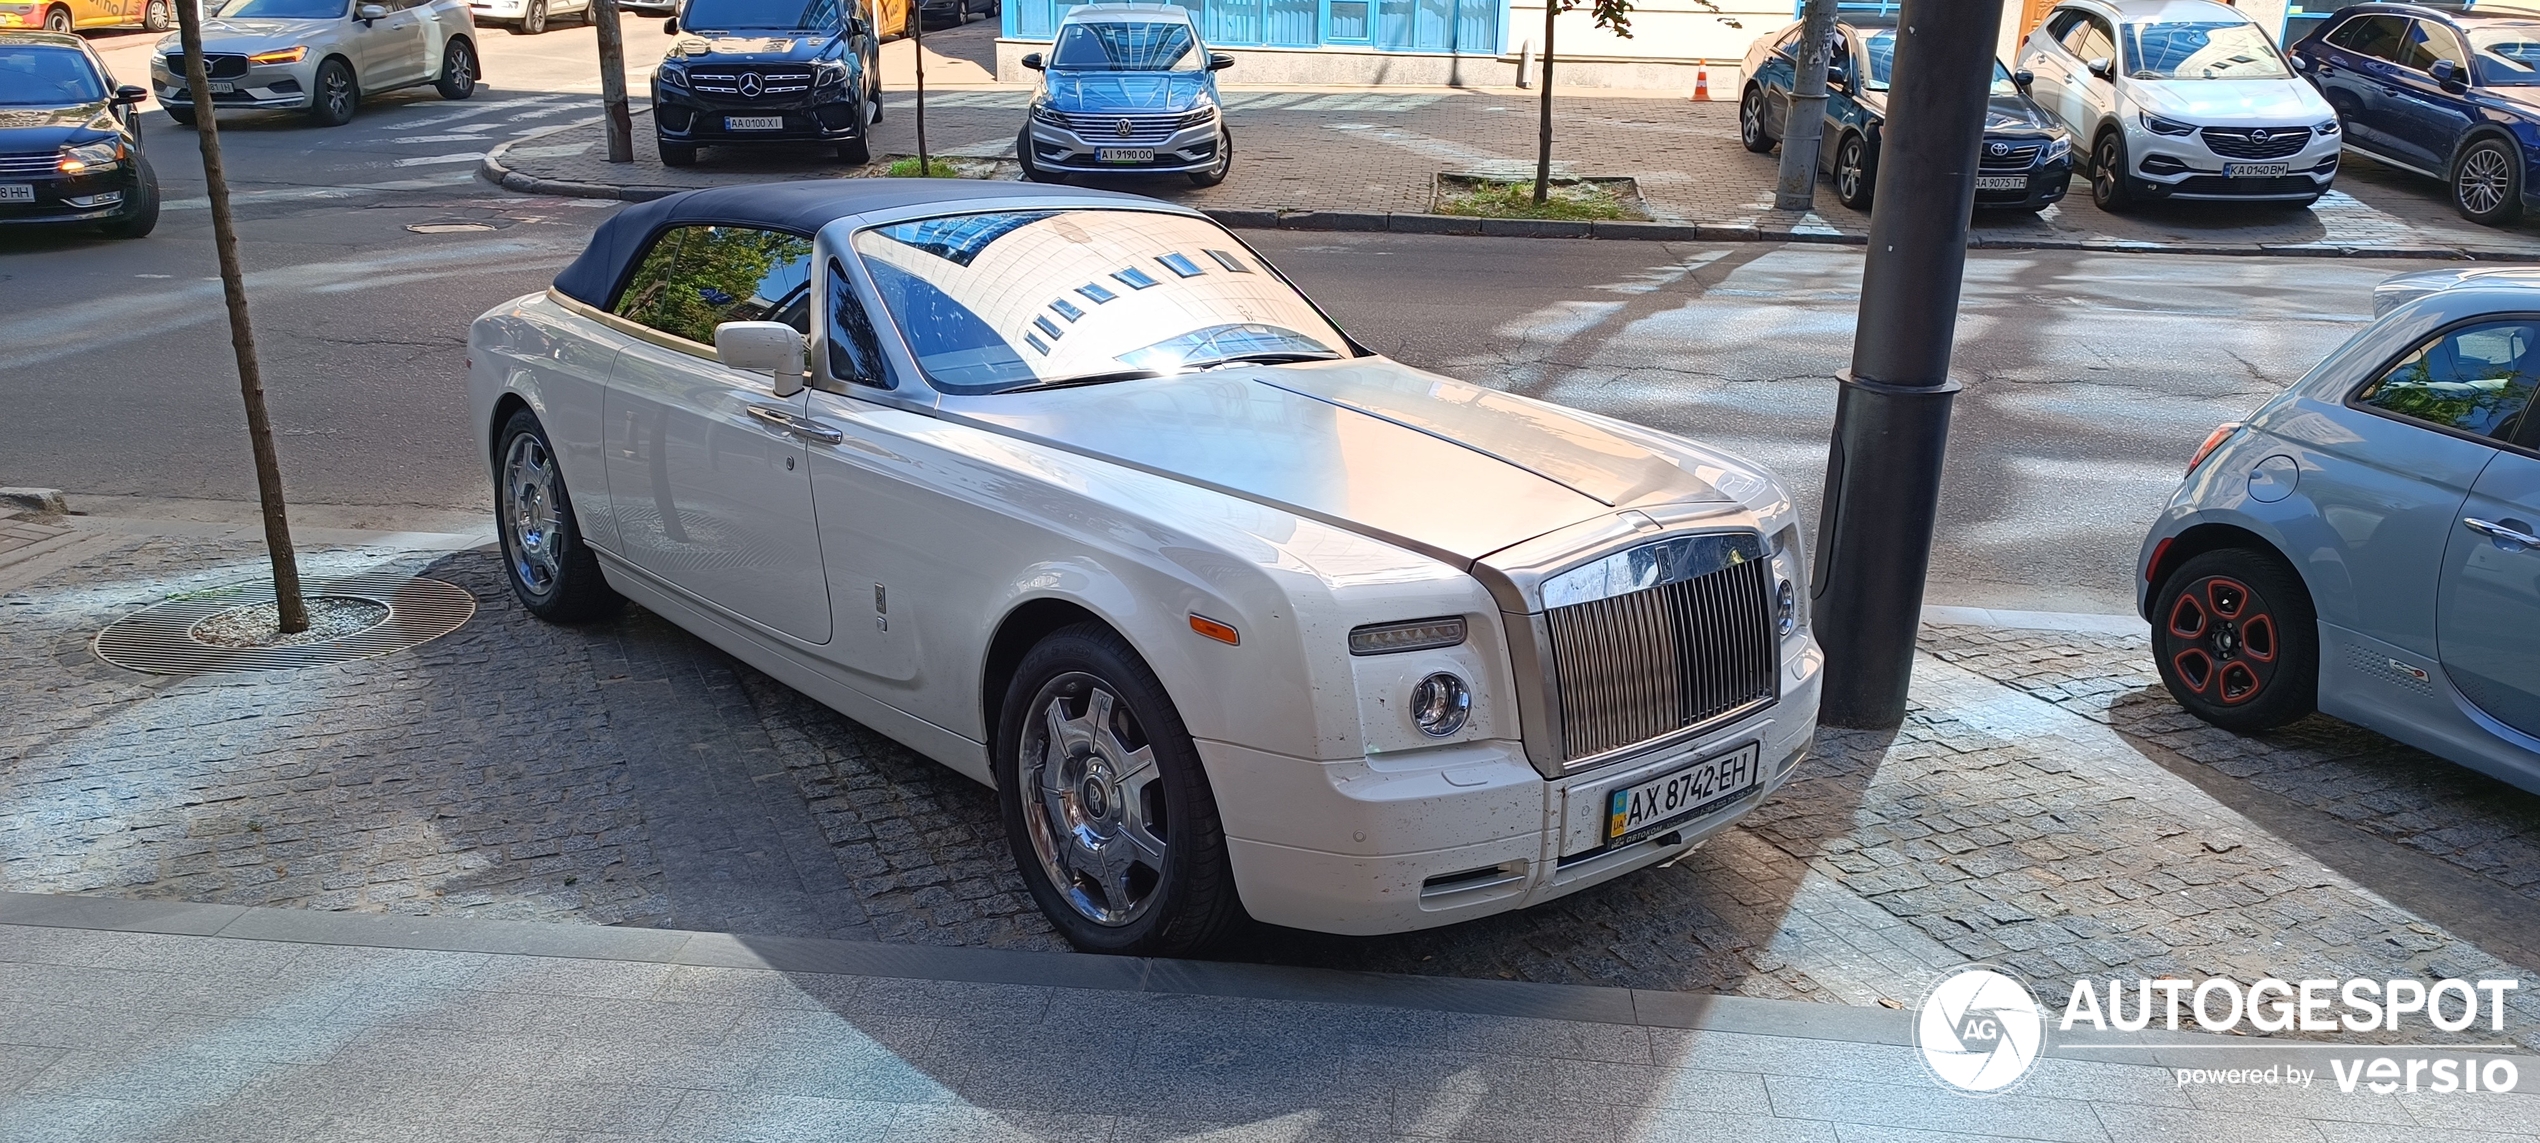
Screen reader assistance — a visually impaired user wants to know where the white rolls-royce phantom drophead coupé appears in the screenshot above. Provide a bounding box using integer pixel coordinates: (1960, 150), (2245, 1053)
(468, 181), (1824, 954)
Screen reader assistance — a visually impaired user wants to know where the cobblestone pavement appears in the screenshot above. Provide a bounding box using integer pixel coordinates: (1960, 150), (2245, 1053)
(495, 87), (2540, 258)
(5, 524), (2539, 1049)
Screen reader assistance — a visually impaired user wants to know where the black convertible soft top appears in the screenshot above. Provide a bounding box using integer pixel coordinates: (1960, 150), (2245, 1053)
(549, 179), (1169, 309)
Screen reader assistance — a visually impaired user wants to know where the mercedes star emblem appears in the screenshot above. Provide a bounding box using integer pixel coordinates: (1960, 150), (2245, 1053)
(739, 73), (763, 98)
(1116, 118), (1136, 139)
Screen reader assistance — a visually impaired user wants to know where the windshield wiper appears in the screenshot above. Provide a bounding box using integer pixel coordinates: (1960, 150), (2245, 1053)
(986, 368), (1165, 394)
(1189, 351), (1343, 370)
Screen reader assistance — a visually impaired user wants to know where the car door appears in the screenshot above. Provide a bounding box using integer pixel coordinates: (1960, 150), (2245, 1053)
(800, 255), (924, 687)
(2058, 12), (2118, 139)
(2429, 322), (2540, 740)
(2326, 14), (2415, 161)
(373, 0), (433, 87)
(1818, 28), (1867, 173)
(2383, 19), (2479, 174)
(2019, 9), (2081, 131)
(599, 223), (834, 645)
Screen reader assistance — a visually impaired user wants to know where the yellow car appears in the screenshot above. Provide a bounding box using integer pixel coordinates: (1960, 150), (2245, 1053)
(0, 0), (173, 34)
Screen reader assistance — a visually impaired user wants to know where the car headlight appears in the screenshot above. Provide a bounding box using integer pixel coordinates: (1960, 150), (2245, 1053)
(813, 59), (849, 87)
(1410, 672), (1471, 738)
(1348, 616), (1467, 656)
(2041, 134), (2072, 163)
(57, 139), (123, 174)
(2139, 111), (2197, 137)
(246, 45), (307, 65)
(1030, 103), (1067, 126)
(657, 63), (688, 87)
(2315, 117), (2340, 137)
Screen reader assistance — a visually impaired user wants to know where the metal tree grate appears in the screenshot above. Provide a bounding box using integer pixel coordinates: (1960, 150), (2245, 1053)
(93, 571), (477, 675)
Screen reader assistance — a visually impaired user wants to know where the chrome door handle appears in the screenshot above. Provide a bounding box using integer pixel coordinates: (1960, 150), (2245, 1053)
(2464, 517), (2540, 548)
(746, 405), (843, 444)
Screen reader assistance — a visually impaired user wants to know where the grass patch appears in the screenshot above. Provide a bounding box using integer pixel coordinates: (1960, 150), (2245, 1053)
(886, 157), (965, 178)
(1434, 177), (1632, 221)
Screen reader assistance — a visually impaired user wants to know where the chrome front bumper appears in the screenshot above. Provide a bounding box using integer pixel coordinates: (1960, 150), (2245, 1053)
(1024, 114), (1220, 174)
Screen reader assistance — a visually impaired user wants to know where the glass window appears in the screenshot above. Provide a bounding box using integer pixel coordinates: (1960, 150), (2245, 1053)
(0, 46), (104, 106)
(678, 0), (843, 30)
(826, 260), (889, 388)
(2065, 15), (2115, 64)
(613, 225), (816, 346)
(2398, 20), (2468, 73)
(850, 209), (1349, 394)
(1047, 20), (1201, 71)
(2356, 319), (2540, 442)
(2328, 14), (2407, 62)
(2045, 9), (2087, 45)
(2121, 20), (2291, 80)
(1858, 29), (2018, 93)
(212, 0), (350, 16)
(2467, 23), (2540, 86)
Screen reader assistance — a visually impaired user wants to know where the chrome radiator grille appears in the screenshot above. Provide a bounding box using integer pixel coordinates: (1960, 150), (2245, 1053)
(1542, 537), (1779, 763)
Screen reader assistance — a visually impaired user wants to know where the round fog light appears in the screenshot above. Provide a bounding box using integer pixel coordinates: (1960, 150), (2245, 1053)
(1777, 579), (1797, 635)
(1410, 672), (1470, 738)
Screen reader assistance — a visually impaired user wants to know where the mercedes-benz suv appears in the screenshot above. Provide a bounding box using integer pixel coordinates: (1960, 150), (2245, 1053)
(653, 0), (881, 166)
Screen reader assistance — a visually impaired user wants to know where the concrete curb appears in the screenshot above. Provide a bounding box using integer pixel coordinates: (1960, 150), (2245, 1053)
(0, 487), (67, 516)
(477, 131), (2540, 260)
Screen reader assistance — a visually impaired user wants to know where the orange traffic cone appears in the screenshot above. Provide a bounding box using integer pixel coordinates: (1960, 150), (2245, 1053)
(1693, 65), (1710, 101)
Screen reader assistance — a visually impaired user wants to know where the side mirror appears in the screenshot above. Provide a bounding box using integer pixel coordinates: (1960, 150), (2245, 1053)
(1825, 68), (1850, 92)
(356, 2), (385, 19)
(847, 15), (865, 36)
(1208, 52), (1233, 70)
(662, 15), (676, 31)
(1020, 51), (1043, 70)
(714, 321), (808, 397)
(2430, 58), (2466, 90)
(2012, 68), (2034, 90)
(2086, 56), (2113, 80)
(113, 84), (148, 105)
(2291, 53), (2312, 72)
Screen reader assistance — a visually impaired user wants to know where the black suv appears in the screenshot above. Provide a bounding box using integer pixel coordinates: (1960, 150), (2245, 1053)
(654, 0), (881, 166)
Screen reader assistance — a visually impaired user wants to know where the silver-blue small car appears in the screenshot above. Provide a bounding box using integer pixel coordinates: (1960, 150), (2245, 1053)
(1016, 2), (1232, 186)
(2139, 274), (2540, 789)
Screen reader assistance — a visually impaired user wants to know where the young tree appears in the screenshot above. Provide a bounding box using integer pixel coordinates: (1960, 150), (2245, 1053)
(173, 0), (308, 633)
(594, 0), (634, 162)
(1533, 0), (1634, 205)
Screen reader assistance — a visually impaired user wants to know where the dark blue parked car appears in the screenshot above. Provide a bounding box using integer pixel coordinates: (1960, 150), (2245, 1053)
(1738, 13), (2073, 213)
(2287, 3), (2540, 224)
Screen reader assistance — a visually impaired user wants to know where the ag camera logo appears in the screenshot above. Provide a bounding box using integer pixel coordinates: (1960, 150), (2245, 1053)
(1917, 967), (2045, 1094)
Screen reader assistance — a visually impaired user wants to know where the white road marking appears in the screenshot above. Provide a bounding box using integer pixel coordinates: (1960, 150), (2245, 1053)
(392, 152), (491, 167)
(388, 133), (495, 143)
(160, 171), (482, 211)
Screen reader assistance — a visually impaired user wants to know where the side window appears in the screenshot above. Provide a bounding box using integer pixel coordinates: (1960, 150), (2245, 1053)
(2328, 15), (2406, 62)
(2045, 9), (2085, 46)
(2068, 17), (2116, 67)
(827, 258), (890, 388)
(2355, 319), (2540, 443)
(2401, 20), (2468, 74)
(1771, 26), (1800, 59)
(612, 224), (816, 346)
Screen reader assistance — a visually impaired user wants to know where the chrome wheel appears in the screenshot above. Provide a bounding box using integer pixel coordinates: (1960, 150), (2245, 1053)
(2456, 143), (2512, 218)
(143, 0), (169, 31)
(1739, 88), (1769, 152)
(501, 431), (566, 597)
(1019, 674), (1168, 928)
(1835, 135), (1871, 209)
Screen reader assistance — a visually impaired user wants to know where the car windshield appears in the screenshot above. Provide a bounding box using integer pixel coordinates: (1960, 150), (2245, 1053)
(2122, 20), (2290, 80)
(0, 45), (103, 105)
(1858, 30), (2017, 94)
(212, 0), (350, 17)
(851, 209), (1348, 394)
(1047, 20), (1201, 71)
(2469, 24), (2540, 86)
(678, 0), (841, 30)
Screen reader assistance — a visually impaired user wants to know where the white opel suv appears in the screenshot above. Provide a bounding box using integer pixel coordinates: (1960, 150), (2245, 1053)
(2018, 0), (2342, 211)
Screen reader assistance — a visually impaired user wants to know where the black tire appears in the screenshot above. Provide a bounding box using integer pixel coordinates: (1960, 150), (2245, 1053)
(307, 58), (357, 126)
(493, 408), (622, 624)
(1185, 125), (1230, 187)
(658, 139), (697, 166)
(96, 158), (159, 239)
(836, 135), (870, 165)
(954, 0), (969, 21)
(512, 0), (546, 34)
(1833, 132), (1874, 211)
(42, 5), (71, 33)
(2091, 131), (2136, 213)
(142, 0), (170, 32)
(434, 37), (477, 100)
(1017, 126), (1062, 183)
(164, 103), (196, 128)
(2151, 548), (2318, 733)
(996, 623), (1241, 956)
(869, 72), (882, 123)
(1738, 85), (1774, 154)
(2451, 136), (2525, 226)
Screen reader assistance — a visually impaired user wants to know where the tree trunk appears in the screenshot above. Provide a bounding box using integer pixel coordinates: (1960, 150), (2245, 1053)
(594, 0), (633, 162)
(1774, 0), (1839, 211)
(913, 1), (929, 173)
(174, 0), (306, 632)
(1534, 0), (1557, 204)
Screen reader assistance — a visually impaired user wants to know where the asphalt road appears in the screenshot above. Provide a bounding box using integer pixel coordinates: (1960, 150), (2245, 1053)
(0, 22), (2449, 611)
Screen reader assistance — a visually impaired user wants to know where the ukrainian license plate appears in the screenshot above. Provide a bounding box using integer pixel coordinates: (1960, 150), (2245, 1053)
(1606, 741), (1762, 843)
(0, 184), (31, 202)
(2226, 162), (2288, 178)
(725, 116), (783, 131)
(208, 81), (235, 94)
(1097, 147), (1154, 163)
(1974, 175), (2027, 191)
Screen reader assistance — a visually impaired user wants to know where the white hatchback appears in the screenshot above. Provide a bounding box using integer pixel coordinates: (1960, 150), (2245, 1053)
(2018, 0), (2342, 210)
